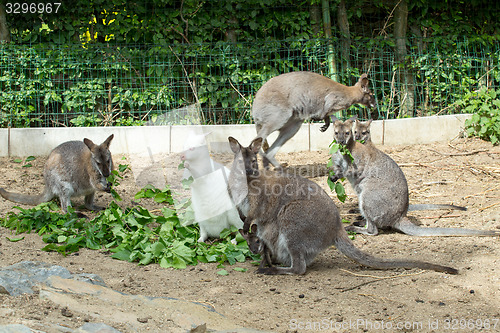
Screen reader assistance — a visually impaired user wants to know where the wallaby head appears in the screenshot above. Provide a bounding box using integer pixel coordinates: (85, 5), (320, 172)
(228, 136), (261, 177)
(332, 118), (355, 146)
(355, 74), (376, 108)
(84, 134), (114, 191)
(239, 224), (264, 254)
(353, 119), (372, 142)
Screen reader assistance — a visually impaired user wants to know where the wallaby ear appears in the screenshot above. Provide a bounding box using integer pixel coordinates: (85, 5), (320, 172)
(348, 115), (358, 122)
(238, 228), (246, 236)
(250, 223), (258, 233)
(344, 119), (354, 128)
(228, 136), (241, 153)
(250, 137), (263, 154)
(83, 138), (96, 150)
(102, 134), (114, 149)
(366, 119), (373, 125)
(359, 73), (370, 93)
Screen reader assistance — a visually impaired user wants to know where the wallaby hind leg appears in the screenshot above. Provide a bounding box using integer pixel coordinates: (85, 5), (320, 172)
(257, 250), (307, 275)
(345, 219), (379, 236)
(255, 123), (270, 152)
(263, 119), (303, 169)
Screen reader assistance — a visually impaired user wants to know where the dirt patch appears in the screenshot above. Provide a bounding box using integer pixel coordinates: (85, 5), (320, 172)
(1, 137), (499, 332)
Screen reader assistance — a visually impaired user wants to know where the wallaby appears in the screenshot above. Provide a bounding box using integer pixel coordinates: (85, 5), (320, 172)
(228, 136), (457, 275)
(181, 131), (243, 242)
(352, 118), (372, 143)
(0, 135), (114, 214)
(239, 224), (273, 269)
(352, 118), (467, 212)
(252, 71), (376, 168)
(330, 119), (499, 237)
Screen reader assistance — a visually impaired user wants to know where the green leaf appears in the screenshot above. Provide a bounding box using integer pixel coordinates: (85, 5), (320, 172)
(217, 269), (229, 276)
(6, 236), (25, 242)
(233, 267), (247, 272)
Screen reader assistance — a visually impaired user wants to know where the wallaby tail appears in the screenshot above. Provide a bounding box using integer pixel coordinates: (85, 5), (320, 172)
(408, 204), (467, 211)
(0, 187), (52, 206)
(333, 233), (458, 274)
(394, 217), (499, 237)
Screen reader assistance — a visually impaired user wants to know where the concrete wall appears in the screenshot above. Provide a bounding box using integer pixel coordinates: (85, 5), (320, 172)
(0, 114), (471, 157)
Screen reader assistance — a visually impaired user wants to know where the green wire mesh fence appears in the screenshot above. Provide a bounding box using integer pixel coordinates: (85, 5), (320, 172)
(1, 37), (499, 128)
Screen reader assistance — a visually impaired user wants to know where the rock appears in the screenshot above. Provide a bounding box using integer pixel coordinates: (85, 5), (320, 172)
(0, 261), (72, 296)
(0, 261), (271, 333)
(73, 323), (122, 333)
(0, 324), (34, 333)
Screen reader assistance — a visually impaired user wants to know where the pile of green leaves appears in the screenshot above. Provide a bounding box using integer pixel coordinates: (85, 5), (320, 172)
(462, 87), (500, 145)
(1, 185), (259, 270)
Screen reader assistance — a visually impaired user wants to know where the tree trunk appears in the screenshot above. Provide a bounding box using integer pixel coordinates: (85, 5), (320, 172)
(337, 0), (350, 71)
(321, 0), (338, 81)
(0, 4), (11, 42)
(310, 4), (322, 36)
(394, 0), (414, 117)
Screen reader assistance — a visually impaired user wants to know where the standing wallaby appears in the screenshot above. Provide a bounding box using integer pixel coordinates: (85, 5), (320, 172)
(0, 135), (114, 214)
(228, 136), (457, 275)
(352, 118), (466, 212)
(330, 119), (499, 236)
(181, 131), (243, 242)
(252, 71), (376, 168)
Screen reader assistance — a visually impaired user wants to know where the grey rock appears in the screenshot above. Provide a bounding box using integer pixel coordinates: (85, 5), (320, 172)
(0, 324), (36, 333)
(0, 261), (72, 296)
(73, 323), (122, 333)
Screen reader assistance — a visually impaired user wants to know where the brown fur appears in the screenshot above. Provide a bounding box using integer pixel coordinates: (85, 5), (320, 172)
(0, 135), (114, 214)
(252, 72), (376, 168)
(229, 136), (457, 275)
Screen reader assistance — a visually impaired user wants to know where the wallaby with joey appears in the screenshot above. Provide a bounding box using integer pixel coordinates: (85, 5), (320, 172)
(181, 131), (243, 243)
(330, 119), (499, 236)
(228, 136), (457, 275)
(252, 71), (376, 168)
(0, 135), (115, 214)
(351, 118), (467, 212)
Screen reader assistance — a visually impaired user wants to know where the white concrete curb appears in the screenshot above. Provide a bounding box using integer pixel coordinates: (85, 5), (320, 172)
(0, 114), (471, 157)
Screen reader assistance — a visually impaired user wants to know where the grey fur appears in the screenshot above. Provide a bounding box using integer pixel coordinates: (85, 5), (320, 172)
(229, 136), (457, 275)
(331, 119), (498, 237)
(252, 72), (376, 168)
(0, 135), (114, 214)
(352, 118), (467, 212)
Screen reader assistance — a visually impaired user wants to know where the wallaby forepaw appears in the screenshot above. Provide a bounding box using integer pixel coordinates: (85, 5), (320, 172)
(328, 175), (339, 183)
(319, 125), (329, 132)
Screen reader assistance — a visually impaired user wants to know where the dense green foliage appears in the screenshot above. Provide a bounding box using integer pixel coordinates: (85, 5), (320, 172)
(1, 0), (499, 127)
(463, 88), (500, 145)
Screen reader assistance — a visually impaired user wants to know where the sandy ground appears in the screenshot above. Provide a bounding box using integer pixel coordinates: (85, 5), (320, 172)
(0, 136), (499, 332)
